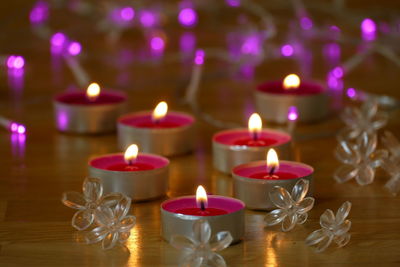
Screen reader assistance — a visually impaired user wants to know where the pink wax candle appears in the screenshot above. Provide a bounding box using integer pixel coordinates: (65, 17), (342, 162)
(88, 144), (169, 201)
(54, 82), (127, 134)
(255, 74), (330, 123)
(161, 186), (245, 243)
(212, 113), (291, 173)
(117, 101), (195, 156)
(232, 149), (314, 210)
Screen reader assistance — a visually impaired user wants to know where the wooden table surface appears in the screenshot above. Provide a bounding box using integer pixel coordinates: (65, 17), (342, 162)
(1, 1), (400, 266)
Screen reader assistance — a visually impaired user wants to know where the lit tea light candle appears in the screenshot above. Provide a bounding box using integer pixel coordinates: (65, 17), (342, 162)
(89, 144), (169, 201)
(117, 101), (195, 156)
(212, 113), (291, 173)
(232, 148), (314, 210)
(255, 74), (329, 123)
(53, 82), (127, 134)
(161, 185), (245, 243)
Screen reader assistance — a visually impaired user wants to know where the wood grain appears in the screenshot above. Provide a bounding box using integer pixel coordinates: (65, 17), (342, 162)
(1, 1), (400, 266)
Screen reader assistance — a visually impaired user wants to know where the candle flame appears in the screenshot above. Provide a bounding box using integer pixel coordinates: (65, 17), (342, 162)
(267, 149), (279, 174)
(283, 74), (300, 90)
(86, 82), (101, 101)
(196, 185), (208, 210)
(124, 144), (139, 165)
(152, 101), (168, 122)
(248, 113), (262, 137)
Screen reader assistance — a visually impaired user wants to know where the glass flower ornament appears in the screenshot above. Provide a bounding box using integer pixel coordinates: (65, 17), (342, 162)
(380, 131), (400, 195)
(170, 219), (233, 267)
(306, 201), (352, 252)
(338, 99), (388, 141)
(264, 179), (315, 232)
(85, 195), (136, 250)
(334, 132), (388, 185)
(62, 177), (123, 230)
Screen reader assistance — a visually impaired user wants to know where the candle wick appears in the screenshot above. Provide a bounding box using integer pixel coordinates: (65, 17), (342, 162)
(128, 159), (133, 166)
(200, 201), (205, 211)
(269, 166), (276, 177)
(253, 132), (258, 141)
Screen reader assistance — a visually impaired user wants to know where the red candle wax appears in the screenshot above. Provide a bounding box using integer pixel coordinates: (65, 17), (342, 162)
(175, 208), (228, 216)
(249, 171), (298, 179)
(106, 162), (154, 171)
(55, 91), (126, 105)
(89, 153), (168, 172)
(119, 111), (194, 129)
(214, 129), (291, 147)
(233, 137), (276, 147)
(233, 161), (313, 180)
(257, 81), (324, 96)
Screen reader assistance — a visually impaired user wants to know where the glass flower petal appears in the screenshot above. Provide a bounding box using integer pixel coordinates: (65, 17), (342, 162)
(282, 213), (297, 232)
(264, 209), (286, 226)
(72, 209), (94, 230)
(62, 191), (86, 209)
(269, 186), (292, 209)
(83, 177), (103, 201)
(335, 201), (352, 225)
(102, 232), (119, 250)
(355, 164), (375, 185)
(291, 179), (309, 203)
(333, 165), (358, 184)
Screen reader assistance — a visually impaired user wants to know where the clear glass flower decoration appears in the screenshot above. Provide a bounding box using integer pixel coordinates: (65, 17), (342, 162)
(334, 132), (388, 185)
(380, 131), (400, 195)
(264, 179), (315, 232)
(305, 201), (352, 252)
(62, 177), (124, 230)
(170, 219), (233, 267)
(338, 99), (388, 141)
(84, 195), (136, 250)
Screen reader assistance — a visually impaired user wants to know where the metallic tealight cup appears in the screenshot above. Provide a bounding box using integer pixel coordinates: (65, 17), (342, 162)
(161, 196), (245, 244)
(232, 160), (313, 210)
(212, 129), (291, 174)
(88, 153), (169, 201)
(117, 111), (195, 156)
(254, 84), (329, 123)
(54, 91), (127, 134)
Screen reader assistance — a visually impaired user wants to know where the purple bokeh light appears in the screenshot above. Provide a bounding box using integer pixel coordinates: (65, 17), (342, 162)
(180, 32), (196, 53)
(51, 32), (67, 47)
(120, 7), (135, 21)
(29, 1), (49, 24)
(9, 122), (26, 134)
(7, 56), (25, 69)
(67, 41), (82, 56)
(300, 17), (313, 30)
(287, 106), (299, 121)
(346, 88), (357, 99)
(10, 123), (18, 133)
(194, 49), (205, 65)
(226, 0), (241, 7)
(17, 125), (26, 134)
(281, 44), (294, 57)
(178, 8), (197, 27)
(150, 36), (165, 51)
(361, 18), (376, 41)
(140, 11), (157, 28)
(323, 43), (341, 61)
(332, 66), (344, 78)
(241, 36), (261, 55)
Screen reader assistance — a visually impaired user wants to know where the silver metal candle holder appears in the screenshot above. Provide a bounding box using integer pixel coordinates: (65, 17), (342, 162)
(88, 153), (169, 201)
(254, 86), (329, 123)
(54, 91), (127, 134)
(212, 129), (291, 174)
(117, 112), (195, 156)
(160, 196), (245, 244)
(232, 160), (314, 210)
